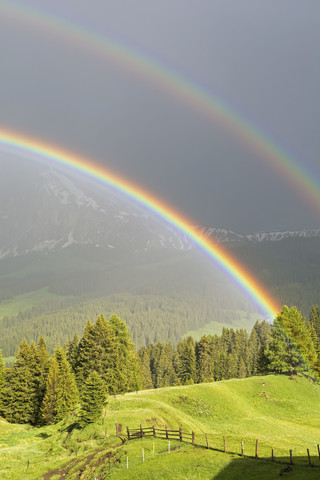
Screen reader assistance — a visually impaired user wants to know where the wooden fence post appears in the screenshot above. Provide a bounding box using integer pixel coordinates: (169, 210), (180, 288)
(140, 424), (143, 437)
(318, 444), (320, 461)
(307, 449), (311, 466)
(126, 426), (130, 440)
(271, 446), (274, 462)
(241, 440), (244, 457)
(206, 434), (209, 449)
(290, 450), (293, 465)
(153, 425), (156, 437)
(179, 427), (183, 442)
(224, 437), (226, 453)
(192, 431), (195, 446)
(255, 439), (258, 459)
(165, 426), (168, 439)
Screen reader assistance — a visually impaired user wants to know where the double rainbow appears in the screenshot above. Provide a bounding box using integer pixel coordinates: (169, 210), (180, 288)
(0, 0), (319, 216)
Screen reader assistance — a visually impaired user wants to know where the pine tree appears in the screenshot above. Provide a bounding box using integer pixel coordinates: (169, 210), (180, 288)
(0, 340), (40, 424)
(79, 371), (108, 427)
(278, 306), (317, 373)
(196, 336), (214, 383)
(310, 305), (320, 340)
(55, 348), (79, 421)
(41, 347), (78, 424)
(109, 314), (141, 392)
(66, 333), (79, 372)
(0, 350), (4, 395)
(75, 315), (119, 394)
(264, 318), (306, 375)
(41, 357), (59, 424)
(177, 337), (196, 385)
(138, 347), (153, 390)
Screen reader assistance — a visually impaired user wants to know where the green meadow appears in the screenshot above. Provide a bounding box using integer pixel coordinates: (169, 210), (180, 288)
(1, 374), (320, 479)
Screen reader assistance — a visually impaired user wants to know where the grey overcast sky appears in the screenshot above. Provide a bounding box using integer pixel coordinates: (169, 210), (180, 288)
(0, 0), (319, 233)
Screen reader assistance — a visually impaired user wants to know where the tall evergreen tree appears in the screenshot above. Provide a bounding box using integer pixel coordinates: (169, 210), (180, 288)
(278, 306), (317, 373)
(309, 305), (320, 340)
(41, 357), (59, 425)
(109, 314), (141, 392)
(41, 347), (78, 424)
(138, 347), (153, 390)
(55, 347), (79, 421)
(177, 337), (196, 385)
(264, 318), (306, 375)
(196, 336), (214, 383)
(75, 315), (119, 394)
(79, 371), (108, 427)
(0, 349), (4, 396)
(0, 340), (42, 424)
(66, 333), (79, 372)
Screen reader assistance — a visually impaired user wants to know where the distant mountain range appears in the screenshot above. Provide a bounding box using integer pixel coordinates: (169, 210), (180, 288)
(0, 166), (191, 259)
(1, 162), (320, 356)
(0, 164), (319, 259)
(195, 226), (320, 244)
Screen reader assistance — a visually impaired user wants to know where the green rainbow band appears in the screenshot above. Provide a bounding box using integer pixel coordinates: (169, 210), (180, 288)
(0, 1), (319, 216)
(0, 128), (280, 318)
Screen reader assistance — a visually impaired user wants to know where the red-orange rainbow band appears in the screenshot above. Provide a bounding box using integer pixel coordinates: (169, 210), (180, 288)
(0, 128), (281, 318)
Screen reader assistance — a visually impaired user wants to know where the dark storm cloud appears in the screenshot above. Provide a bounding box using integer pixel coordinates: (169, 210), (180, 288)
(0, 0), (319, 232)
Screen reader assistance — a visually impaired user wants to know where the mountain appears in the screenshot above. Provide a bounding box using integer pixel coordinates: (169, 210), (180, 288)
(1, 160), (320, 356)
(195, 225), (320, 244)
(0, 164), (192, 259)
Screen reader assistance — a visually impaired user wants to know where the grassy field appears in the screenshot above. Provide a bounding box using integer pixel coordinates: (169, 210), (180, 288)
(183, 311), (259, 340)
(0, 288), (61, 321)
(0, 374), (320, 479)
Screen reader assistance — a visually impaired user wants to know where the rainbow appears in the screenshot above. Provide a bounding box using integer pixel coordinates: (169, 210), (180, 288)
(0, 1), (319, 216)
(0, 128), (280, 318)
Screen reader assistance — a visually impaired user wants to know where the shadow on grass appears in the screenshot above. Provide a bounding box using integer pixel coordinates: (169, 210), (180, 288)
(212, 455), (320, 480)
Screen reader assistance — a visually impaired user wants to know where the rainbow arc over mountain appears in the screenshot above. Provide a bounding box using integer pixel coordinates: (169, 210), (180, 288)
(1, 1), (318, 319)
(0, 128), (280, 318)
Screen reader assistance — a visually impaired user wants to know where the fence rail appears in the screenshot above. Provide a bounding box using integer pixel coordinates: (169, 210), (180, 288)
(123, 424), (320, 468)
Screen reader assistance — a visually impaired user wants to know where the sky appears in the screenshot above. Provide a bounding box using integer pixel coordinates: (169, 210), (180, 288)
(0, 0), (319, 234)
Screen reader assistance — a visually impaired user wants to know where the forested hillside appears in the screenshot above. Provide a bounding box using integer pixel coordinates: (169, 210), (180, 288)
(1, 236), (320, 357)
(1, 305), (319, 428)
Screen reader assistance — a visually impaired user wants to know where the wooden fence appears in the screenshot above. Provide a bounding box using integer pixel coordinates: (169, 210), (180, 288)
(123, 425), (320, 468)
(126, 426), (194, 445)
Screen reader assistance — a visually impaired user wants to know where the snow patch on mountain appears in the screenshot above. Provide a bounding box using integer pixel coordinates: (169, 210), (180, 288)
(41, 170), (105, 212)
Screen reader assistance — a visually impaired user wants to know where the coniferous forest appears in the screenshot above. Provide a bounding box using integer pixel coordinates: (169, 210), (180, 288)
(0, 305), (319, 428)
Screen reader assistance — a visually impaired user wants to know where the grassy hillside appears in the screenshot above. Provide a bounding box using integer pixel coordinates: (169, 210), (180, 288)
(1, 375), (320, 479)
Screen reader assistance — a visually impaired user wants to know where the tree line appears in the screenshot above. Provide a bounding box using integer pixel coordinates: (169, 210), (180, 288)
(0, 305), (319, 427)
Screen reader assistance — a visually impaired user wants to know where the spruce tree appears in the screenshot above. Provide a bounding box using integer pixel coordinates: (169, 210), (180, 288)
(177, 337), (196, 385)
(41, 357), (59, 424)
(310, 305), (320, 340)
(109, 314), (141, 392)
(138, 347), (153, 390)
(196, 336), (214, 383)
(75, 315), (119, 394)
(41, 347), (78, 424)
(0, 349), (4, 395)
(278, 306), (317, 373)
(79, 371), (108, 427)
(265, 318), (306, 375)
(55, 347), (79, 421)
(0, 340), (40, 424)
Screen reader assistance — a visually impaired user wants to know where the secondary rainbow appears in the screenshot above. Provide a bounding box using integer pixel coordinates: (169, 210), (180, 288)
(0, 128), (280, 318)
(0, 1), (319, 216)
